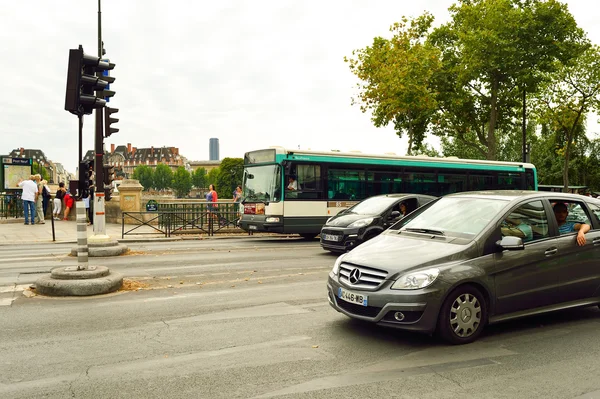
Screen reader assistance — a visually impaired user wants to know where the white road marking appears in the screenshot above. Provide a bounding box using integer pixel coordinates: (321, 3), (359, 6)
(0, 298), (16, 306)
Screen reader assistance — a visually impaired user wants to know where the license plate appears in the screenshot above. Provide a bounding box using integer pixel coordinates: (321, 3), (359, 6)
(338, 287), (367, 306)
(323, 233), (341, 242)
(249, 225), (257, 230)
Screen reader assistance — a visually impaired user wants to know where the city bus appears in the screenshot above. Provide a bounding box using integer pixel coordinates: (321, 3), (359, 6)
(239, 146), (537, 238)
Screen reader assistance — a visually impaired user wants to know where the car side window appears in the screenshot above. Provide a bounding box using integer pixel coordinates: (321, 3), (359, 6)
(587, 203), (600, 227)
(501, 200), (548, 243)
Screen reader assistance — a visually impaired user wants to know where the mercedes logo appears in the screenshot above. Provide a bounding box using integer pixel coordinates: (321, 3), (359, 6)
(349, 268), (361, 284)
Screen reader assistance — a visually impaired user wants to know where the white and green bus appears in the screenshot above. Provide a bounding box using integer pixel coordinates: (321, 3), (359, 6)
(239, 146), (537, 238)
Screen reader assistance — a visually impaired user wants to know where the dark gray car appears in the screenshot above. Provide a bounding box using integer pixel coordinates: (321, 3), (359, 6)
(327, 191), (600, 344)
(320, 194), (436, 253)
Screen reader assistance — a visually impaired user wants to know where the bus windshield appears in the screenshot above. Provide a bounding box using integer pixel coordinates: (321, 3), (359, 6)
(243, 165), (281, 203)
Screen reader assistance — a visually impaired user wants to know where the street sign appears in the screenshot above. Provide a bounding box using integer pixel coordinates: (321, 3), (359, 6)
(146, 200), (158, 212)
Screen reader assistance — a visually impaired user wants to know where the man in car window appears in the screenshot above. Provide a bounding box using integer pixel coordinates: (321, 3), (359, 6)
(553, 202), (590, 246)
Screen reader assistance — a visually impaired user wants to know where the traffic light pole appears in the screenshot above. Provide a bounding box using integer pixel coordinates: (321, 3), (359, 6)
(92, 0), (108, 240)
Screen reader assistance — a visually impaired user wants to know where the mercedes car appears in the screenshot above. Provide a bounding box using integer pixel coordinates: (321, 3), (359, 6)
(327, 191), (600, 344)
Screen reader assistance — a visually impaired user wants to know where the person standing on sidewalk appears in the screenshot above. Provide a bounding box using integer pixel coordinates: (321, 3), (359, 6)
(53, 182), (66, 220)
(17, 175), (37, 225)
(33, 174), (45, 224)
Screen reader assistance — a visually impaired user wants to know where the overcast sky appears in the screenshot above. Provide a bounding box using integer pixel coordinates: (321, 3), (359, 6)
(1, 0), (599, 174)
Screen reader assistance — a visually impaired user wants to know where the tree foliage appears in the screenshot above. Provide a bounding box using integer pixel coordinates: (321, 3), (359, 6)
(191, 167), (207, 189)
(153, 164), (173, 191)
(172, 166), (192, 198)
(33, 162), (50, 181)
(132, 165), (154, 190)
(534, 45), (600, 190)
(214, 158), (244, 198)
(346, 14), (441, 154)
(347, 0), (588, 160)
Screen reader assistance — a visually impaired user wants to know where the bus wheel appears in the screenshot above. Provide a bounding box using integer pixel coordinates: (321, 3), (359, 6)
(299, 234), (317, 240)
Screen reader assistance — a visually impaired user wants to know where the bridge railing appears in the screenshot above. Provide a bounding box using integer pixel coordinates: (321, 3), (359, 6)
(0, 192), (24, 219)
(122, 201), (244, 238)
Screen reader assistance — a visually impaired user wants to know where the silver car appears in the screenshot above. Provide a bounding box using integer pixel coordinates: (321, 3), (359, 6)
(327, 191), (600, 344)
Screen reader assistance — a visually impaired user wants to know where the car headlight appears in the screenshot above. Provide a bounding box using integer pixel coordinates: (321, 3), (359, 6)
(331, 253), (347, 275)
(391, 268), (440, 290)
(348, 218), (374, 228)
(265, 217), (280, 223)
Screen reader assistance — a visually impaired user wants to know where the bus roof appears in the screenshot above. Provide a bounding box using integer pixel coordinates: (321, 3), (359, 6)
(263, 146), (536, 169)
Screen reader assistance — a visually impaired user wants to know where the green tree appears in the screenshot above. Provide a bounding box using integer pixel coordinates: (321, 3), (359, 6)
(214, 158), (244, 198)
(429, 0), (587, 160)
(206, 168), (219, 193)
(172, 166), (192, 198)
(132, 165), (154, 190)
(32, 162), (50, 181)
(535, 46), (600, 190)
(191, 167), (208, 189)
(346, 14), (441, 154)
(153, 164), (173, 191)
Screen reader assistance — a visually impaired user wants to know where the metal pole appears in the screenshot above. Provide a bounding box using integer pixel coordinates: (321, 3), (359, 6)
(93, 0), (107, 237)
(78, 114), (83, 164)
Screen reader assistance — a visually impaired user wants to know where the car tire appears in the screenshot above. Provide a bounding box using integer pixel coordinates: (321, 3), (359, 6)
(437, 284), (487, 345)
(362, 230), (380, 243)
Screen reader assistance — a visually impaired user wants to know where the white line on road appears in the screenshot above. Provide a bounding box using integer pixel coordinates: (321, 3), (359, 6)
(0, 298), (16, 306)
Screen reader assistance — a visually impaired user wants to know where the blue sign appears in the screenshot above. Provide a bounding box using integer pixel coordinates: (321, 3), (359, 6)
(102, 58), (111, 102)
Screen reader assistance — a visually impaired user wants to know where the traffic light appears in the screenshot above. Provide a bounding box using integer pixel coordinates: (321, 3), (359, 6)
(64, 46), (115, 116)
(104, 107), (119, 137)
(103, 164), (115, 201)
(78, 161), (93, 198)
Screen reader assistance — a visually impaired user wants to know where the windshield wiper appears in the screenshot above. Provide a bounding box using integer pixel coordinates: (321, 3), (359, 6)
(404, 228), (445, 236)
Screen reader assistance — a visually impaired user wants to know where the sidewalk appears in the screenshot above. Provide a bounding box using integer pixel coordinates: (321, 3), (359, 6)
(0, 217), (260, 245)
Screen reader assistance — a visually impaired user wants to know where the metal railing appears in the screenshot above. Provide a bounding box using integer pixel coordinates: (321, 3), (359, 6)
(122, 201), (244, 238)
(0, 192), (24, 219)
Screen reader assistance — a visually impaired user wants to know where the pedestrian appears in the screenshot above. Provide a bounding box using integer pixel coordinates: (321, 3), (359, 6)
(17, 175), (37, 225)
(63, 190), (74, 220)
(234, 185), (243, 218)
(33, 174), (45, 224)
(83, 190), (93, 225)
(53, 182), (66, 220)
(206, 184), (218, 224)
(41, 179), (51, 217)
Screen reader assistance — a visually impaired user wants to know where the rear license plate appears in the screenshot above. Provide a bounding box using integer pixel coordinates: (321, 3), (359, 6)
(323, 233), (341, 242)
(249, 225), (257, 230)
(338, 287), (367, 306)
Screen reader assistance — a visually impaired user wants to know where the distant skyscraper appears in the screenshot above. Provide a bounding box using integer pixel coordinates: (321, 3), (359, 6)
(209, 138), (219, 161)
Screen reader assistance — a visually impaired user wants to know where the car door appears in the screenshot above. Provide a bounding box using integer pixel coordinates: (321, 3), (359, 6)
(553, 200), (600, 303)
(493, 199), (561, 315)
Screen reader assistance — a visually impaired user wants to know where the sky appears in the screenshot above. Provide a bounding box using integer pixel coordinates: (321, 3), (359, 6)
(1, 0), (599, 174)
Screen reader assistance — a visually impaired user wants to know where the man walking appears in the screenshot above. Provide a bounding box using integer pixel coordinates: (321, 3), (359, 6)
(17, 175), (38, 225)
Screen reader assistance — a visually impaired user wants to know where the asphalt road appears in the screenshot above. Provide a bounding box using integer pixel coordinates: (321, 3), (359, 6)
(1, 237), (599, 399)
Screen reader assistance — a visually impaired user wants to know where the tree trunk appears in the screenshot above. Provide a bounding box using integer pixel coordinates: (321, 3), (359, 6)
(563, 136), (570, 192)
(486, 77), (499, 160)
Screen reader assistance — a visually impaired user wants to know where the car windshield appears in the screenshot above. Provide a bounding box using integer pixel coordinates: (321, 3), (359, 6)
(394, 197), (508, 238)
(345, 196), (401, 215)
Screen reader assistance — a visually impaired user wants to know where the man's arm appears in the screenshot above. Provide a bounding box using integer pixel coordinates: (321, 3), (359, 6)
(574, 223), (591, 246)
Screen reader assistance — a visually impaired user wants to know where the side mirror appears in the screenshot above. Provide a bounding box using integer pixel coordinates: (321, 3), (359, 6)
(496, 236), (525, 250)
(390, 211), (401, 219)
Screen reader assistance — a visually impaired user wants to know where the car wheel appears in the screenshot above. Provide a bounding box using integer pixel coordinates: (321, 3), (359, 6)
(437, 285), (487, 345)
(362, 230), (380, 242)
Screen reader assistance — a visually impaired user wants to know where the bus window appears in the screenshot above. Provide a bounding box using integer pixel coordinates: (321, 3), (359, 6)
(328, 169), (366, 200)
(438, 171), (467, 195)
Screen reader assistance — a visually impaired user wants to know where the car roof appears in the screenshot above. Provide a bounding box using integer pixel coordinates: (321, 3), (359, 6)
(444, 190), (600, 204)
(370, 193), (437, 200)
